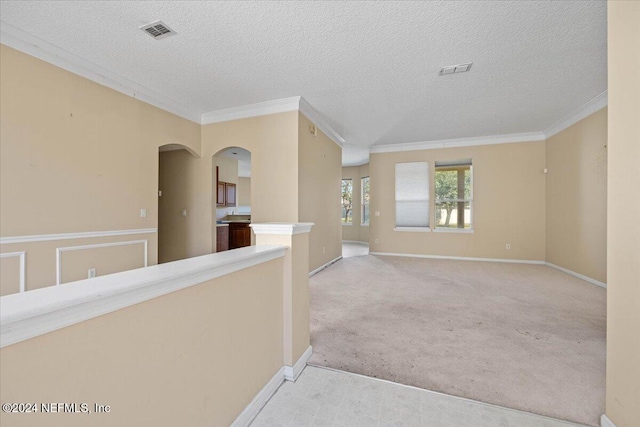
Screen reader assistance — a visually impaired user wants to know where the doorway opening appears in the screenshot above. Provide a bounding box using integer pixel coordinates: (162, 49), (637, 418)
(213, 147), (253, 252)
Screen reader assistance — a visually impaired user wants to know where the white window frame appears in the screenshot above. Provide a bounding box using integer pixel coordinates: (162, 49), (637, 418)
(361, 176), (370, 226)
(434, 160), (474, 232)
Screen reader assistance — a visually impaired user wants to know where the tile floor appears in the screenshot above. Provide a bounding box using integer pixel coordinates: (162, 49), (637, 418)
(342, 242), (369, 258)
(250, 366), (586, 427)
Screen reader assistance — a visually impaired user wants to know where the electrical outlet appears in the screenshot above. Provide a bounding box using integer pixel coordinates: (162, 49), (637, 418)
(375, 211), (380, 216)
(506, 244), (511, 250)
(375, 238), (379, 244)
(322, 247), (326, 254)
(182, 209), (187, 217)
(88, 268), (96, 278)
(140, 208), (147, 218)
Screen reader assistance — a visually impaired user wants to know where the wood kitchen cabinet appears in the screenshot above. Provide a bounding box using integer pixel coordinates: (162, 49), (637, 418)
(225, 183), (236, 207)
(216, 182), (226, 206)
(216, 225), (229, 252)
(229, 223), (251, 249)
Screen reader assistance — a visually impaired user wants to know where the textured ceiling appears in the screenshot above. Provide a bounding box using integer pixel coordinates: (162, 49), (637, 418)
(0, 1), (607, 165)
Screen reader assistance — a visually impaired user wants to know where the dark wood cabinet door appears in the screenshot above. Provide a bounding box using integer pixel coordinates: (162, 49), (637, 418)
(228, 223), (250, 249)
(216, 226), (228, 252)
(217, 182), (226, 205)
(225, 183), (236, 206)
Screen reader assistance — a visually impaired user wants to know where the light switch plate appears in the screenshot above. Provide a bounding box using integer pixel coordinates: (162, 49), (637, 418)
(140, 208), (147, 218)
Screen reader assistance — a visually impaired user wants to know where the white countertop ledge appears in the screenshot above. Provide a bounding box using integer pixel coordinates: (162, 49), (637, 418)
(0, 245), (286, 348)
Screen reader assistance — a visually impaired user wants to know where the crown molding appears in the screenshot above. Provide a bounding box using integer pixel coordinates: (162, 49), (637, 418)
(201, 96), (345, 147)
(298, 97), (346, 147)
(0, 22), (201, 123)
(544, 91), (608, 139)
(201, 96), (301, 125)
(370, 132), (546, 154)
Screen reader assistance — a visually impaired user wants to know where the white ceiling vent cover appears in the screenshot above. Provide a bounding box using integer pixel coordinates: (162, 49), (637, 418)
(140, 21), (177, 40)
(439, 63), (473, 75)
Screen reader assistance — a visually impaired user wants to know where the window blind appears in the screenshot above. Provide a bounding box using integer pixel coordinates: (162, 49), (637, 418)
(395, 162), (429, 228)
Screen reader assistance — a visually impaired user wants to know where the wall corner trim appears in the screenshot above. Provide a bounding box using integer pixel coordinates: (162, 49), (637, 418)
(309, 256), (342, 277)
(369, 132), (546, 154)
(251, 223), (314, 236)
(543, 91), (608, 139)
(0, 23), (201, 123)
(545, 262), (607, 289)
(230, 367), (285, 427)
(284, 346), (313, 382)
(601, 414), (617, 427)
(0, 245), (286, 348)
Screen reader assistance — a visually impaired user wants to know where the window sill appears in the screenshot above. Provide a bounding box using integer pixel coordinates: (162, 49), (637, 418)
(433, 228), (474, 234)
(394, 227), (431, 232)
(342, 223), (353, 226)
(361, 223), (369, 227)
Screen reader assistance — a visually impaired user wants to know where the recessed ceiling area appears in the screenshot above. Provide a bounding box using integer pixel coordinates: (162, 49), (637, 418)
(0, 1), (607, 166)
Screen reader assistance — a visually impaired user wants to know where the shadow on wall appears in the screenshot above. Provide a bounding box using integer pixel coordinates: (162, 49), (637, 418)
(158, 143), (200, 264)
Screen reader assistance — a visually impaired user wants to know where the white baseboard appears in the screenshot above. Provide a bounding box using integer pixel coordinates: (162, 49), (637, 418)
(309, 256), (342, 277)
(370, 252), (545, 265)
(342, 240), (369, 245)
(230, 366), (285, 427)
(601, 414), (617, 427)
(284, 345), (313, 382)
(546, 262), (607, 289)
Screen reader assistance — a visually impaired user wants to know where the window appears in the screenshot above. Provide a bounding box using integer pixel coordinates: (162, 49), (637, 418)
(435, 160), (472, 230)
(361, 176), (370, 225)
(395, 162), (429, 228)
(341, 179), (353, 224)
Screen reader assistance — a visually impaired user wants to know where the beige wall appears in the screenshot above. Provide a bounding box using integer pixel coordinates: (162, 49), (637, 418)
(298, 113), (342, 271)
(369, 141), (546, 260)
(0, 259), (284, 427)
(0, 45), (200, 291)
(606, 2), (640, 426)
(342, 164), (370, 243)
(238, 177), (251, 207)
(546, 108), (608, 283)
(158, 149), (210, 264)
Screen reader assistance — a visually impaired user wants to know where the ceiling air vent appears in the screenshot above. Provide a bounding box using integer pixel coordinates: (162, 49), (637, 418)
(439, 63), (473, 75)
(140, 21), (177, 40)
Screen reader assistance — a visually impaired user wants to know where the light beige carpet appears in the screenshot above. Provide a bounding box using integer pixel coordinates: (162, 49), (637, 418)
(309, 254), (606, 426)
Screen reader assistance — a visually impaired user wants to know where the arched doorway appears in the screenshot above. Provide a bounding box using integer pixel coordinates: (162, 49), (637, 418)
(213, 147), (253, 251)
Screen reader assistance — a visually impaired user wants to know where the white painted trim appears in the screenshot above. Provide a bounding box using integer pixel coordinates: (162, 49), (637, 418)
(341, 240), (369, 245)
(309, 256), (342, 277)
(0, 251), (26, 293)
(544, 91), (608, 139)
(201, 96), (345, 147)
(370, 252), (545, 265)
(394, 227), (431, 232)
(0, 23), (200, 123)
(299, 97), (346, 146)
(284, 346), (313, 382)
(56, 240), (148, 286)
(201, 97), (301, 124)
(230, 367), (285, 427)
(0, 245), (286, 348)
(433, 228), (475, 234)
(601, 414), (617, 427)
(0, 228), (157, 245)
(250, 223), (314, 236)
(546, 263), (607, 289)
(370, 132), (545, 154)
